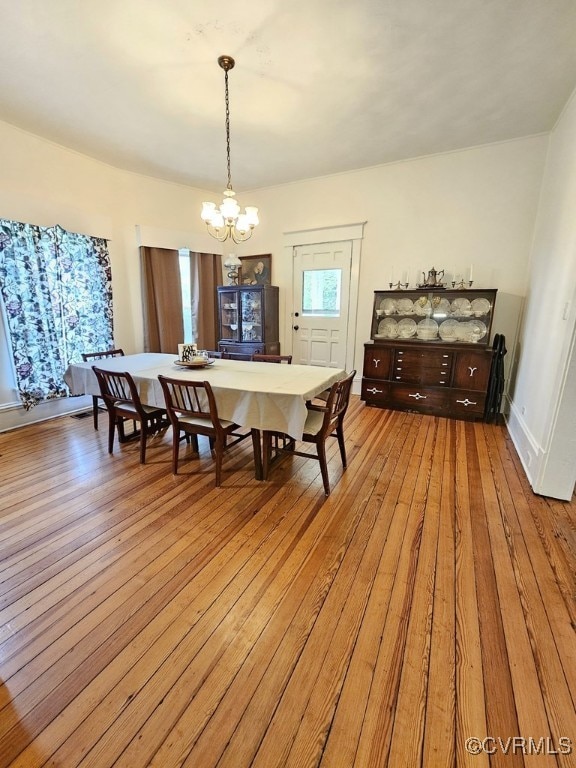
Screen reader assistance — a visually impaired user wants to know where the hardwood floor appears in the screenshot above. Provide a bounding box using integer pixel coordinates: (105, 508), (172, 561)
(0, 399), (574, 767)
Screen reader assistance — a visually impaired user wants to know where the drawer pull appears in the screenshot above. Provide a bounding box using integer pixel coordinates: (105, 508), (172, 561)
(372, 358), (381, 368)
(468, 366), (477, 377)
(456, 398), (477, 407)
(409, 393), (427, 400)
(367, 386), (383, 394)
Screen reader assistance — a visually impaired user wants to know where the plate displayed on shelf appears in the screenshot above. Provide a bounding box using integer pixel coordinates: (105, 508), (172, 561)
(377, 318), (398, 338)
(397, 318), (417, 338)
(469, 319), (487, 341)
(451, 297), (472, 317)
(454, 321), (487, 342)
(380, 298), (397, 315)
(417, 318), (439, 339)
(174, 358), (216, 368)
(438, 319), (460, 340)
(432, 297), (451, 316)
(396, 298), (414, 314)
(470, 298), (491, 316)
(414, 297), (432, 316)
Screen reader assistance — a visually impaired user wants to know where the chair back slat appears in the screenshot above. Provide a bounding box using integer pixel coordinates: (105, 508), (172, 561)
(251, 354), (292, 364)
(82, 348), (124, 362)
(158, 376), (223, 432)
(92, 367), (141, 410)
(316, 370), (356, 435)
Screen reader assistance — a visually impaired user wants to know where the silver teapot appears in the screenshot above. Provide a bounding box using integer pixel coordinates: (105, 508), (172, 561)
(422, 266), (444, 286)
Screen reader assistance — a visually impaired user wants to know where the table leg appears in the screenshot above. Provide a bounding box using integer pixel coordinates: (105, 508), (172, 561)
(262, 431), (273, 480)
(251, 429), (263, 481)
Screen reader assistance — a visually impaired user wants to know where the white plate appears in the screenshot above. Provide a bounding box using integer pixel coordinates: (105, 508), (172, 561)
(417, 318), (438, 339)
(438, 319), (460, 340)
(471, 298), (491, 316)
(378, 318), (398, 338)
(396, 298), (414, 314)
(397, 318), (417, 338)
(469, 319), (487, 341)
(380, 298), (397, 314)
(454, 322), (476, 342)
(414, 297), (432, 316)
(451, 297), (472, 316)
(432, 297), (451, 316)
(174, 358), (216, 368)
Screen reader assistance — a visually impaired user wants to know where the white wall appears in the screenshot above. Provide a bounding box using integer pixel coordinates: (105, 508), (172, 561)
(0, 121), (219, 430)
(236, 138), (548, 383)
(0, 120), (548, 436)
(507, 89), (576, 499)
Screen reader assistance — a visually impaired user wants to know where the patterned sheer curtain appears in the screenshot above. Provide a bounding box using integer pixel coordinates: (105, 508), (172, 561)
(0, 220), (113, 409)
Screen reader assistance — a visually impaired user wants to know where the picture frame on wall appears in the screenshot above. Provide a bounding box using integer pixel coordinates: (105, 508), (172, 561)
(238, 254), (272, 286)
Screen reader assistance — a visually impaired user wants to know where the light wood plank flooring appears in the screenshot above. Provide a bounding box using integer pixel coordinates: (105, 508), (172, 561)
(0, 399), (574, 767)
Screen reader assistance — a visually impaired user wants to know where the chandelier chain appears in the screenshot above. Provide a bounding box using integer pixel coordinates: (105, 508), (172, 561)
(224, 69), (232, 191)
(201, 54), (258, 243)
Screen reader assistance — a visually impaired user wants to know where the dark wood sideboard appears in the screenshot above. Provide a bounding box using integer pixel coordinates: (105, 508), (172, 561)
(361, 287), (497, 420)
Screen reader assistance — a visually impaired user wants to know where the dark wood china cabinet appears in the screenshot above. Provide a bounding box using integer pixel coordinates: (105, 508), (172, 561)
(361, 288), (497, 420)
(217, 285), (280, 357)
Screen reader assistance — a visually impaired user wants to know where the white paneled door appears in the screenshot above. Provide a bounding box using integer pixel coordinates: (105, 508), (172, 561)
(292, 241), (352, 367)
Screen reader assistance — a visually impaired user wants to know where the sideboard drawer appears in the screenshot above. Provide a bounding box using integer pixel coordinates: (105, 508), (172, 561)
(361, 378), (391, 405)
(448, 389), (487, 418)
(387, 385), (450, 415)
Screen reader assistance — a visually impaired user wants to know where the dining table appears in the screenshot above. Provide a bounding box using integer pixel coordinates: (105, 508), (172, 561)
(64, 353), (346, 480)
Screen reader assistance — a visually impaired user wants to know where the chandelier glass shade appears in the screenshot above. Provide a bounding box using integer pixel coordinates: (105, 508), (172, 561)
(201, 56), (259, 244)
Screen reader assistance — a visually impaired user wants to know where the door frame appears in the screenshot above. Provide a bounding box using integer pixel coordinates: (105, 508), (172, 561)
(283, 223), (365, 375)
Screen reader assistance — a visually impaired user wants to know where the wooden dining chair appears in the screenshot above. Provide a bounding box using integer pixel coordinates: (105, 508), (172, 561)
(221, 351), (253, 361)
(92, 366), (168, 464)
(158, 375), (253, 486)
(81, 348), (125, 429)
(268, 369), (356, 496)
(251, 353), (293, 364)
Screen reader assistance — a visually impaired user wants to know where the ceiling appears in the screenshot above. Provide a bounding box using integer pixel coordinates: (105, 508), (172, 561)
(2, 0), (576, 193)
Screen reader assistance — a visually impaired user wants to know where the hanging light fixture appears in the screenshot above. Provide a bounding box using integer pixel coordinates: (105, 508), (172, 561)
(201, 55), (259, 243)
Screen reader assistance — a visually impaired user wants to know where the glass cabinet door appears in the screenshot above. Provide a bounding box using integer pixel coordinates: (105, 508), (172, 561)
(240, 289), (263, 343)
(219, 289), (239, 342)
(370, 288), (497, 345)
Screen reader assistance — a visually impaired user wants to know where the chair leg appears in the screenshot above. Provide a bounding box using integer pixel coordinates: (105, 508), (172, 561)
(107, 413), (116, 455)
(251, 429), (263, 480)
(139, 421), (147, 464)
(262, 431), (273, 480)
(336, 424), (347, 468)
(172, 428), (181, 473)
(317, 441), (331, 496)
(92, 395), (99, 430)
(214, 437), (225, 487)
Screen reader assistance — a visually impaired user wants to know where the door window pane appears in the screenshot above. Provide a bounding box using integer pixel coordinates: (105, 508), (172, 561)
(302, 269), (341, 316)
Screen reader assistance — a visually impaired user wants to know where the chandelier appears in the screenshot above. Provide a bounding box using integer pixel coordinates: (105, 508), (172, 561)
(201, 55), (259, 243)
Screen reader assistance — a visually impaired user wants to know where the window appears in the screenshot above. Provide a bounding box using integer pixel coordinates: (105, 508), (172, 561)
(302, 269), (342, 316)
(179, 249), (194, 343)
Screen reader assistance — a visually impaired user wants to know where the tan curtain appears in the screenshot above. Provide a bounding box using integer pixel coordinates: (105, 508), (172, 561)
(140, 246), (183, 353)
(190, 252), (222, 350)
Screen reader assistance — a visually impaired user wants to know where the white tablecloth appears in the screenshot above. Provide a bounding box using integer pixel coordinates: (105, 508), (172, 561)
(64, 353), (346, 440)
